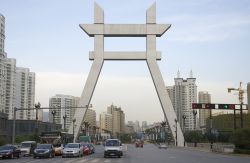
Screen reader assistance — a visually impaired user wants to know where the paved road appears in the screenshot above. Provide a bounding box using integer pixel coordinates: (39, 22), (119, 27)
(0, 144), (249, 163)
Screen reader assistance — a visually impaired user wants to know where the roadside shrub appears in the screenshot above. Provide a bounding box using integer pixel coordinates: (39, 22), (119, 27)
(232, 128), (250, 149)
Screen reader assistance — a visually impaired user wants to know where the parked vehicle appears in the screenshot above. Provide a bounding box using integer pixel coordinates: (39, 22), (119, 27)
(104, 139), (123, 158)
(62, 143), (83, 158)
(33, 144), (55, 158)
(20, 141), (37, 156)
(0, 144), (21, 159)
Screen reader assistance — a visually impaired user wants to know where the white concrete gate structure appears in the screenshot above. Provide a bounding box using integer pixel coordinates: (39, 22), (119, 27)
(68, 2), (185, 146)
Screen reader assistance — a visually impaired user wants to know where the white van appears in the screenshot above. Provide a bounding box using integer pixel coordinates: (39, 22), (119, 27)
(20, 141), (37, 156)
(104, 139), (123, 158)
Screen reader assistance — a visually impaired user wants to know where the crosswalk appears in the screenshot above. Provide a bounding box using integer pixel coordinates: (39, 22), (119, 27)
(0, 157), (126, 163)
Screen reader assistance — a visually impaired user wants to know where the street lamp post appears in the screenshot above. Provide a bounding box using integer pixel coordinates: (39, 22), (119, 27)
(63, 115), (67, 131)
(51, 110), (56, 124)
(193, 110), (197, 130)
(34, 102), (41, 139)
(72, 118), (76, 143)
(12, 107), (17, 144)
(182, 115), (186, 146)
(174, 119), (178, 146)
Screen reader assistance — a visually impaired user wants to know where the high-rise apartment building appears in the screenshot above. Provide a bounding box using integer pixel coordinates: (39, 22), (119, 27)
(0, 14), (6, 113)
(0, 14), (35, 120)
(99, 112), (112, 133)
(4, 58), (16, 119)
(0, 14), (5, 56)
(49, 94), (79, 130)
(198, 91), (211, 130)
(247, 82), (250, 113)
(83, 108), (96, 127)
(166, 71), (197, 131)
(15, 67), (35, 120)
(107, 104), (125, 136)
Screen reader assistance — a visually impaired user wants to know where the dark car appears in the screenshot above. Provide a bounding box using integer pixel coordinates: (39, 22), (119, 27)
(0, 145), (21, 159)
(33, 144), (55, 158)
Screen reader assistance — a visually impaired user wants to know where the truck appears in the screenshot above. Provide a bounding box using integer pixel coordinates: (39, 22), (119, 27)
(78, 136), (91, 143)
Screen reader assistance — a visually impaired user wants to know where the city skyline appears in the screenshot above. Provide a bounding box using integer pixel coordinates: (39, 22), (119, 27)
(1, 0), (249, 123)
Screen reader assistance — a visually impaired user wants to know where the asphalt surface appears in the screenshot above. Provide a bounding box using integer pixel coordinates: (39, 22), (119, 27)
(0, 144), (249, 163)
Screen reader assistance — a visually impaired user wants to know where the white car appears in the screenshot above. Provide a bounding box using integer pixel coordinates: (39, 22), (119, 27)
(158, 143), (168, 149)
(62, 143), (83, 158)
(104, 139), (123, 158)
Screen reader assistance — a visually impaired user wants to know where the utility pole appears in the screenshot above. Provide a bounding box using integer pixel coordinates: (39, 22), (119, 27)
(34, 102), (41, 141)
(228, 82), (246, 129)
(12, 107), (17, 145)
(174, 119), (178, 146)
(182, 115), (186, 146)
(63, 115), (67, 131)
(193, 110), (197, 130)
(51, 110), (56, 124)
(72, 118), (76, 143)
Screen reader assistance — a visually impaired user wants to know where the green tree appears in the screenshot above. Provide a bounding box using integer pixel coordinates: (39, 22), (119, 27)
(0, 137), (7, 146)
(232, 128), (250, 149)
(15, 134), (39, 144)
(184, 130), (203, 146)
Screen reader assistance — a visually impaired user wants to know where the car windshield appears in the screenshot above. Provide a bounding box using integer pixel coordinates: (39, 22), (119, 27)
(37, 144), (51, 149)
(0, 145), (13, 150)
(21, 143), (31, 148)
(65, 144), (79, 148)
(106, 140), (119, 146)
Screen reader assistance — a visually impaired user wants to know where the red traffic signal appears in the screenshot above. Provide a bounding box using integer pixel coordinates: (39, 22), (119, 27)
(192, 103), (202, 109)
(205, 104), (215, 109)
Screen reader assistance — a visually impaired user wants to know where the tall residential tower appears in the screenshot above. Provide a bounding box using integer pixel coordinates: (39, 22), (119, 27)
(167, 71), (197, 131)
(49, 94), (79, 130)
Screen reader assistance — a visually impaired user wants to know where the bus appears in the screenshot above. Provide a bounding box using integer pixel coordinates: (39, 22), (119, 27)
(40, 131), (73, 155)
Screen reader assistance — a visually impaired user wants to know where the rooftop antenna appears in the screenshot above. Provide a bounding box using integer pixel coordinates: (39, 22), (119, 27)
(189, 70), (193, 78)
(177, 70), (180, 78)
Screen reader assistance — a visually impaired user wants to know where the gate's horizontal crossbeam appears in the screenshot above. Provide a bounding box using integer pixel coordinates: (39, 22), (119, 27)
(80, 24), (171, 37)
(89, 51), (161, 60)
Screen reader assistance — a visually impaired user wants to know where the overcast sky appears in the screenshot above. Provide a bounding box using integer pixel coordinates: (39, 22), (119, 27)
(1, 0), (250, 124)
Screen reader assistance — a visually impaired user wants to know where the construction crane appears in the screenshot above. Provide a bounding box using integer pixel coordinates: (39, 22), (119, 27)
(228, 82), (247, 129)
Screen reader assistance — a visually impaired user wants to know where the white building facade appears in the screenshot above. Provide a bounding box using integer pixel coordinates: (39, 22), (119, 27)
(0, 14), (6, 113)
(15, 67), (35, 120)
(0, 14), (36, 120)
(166, 71), (197, 131)
(49, 94), (79, 130)
(0, 14), (5, 56)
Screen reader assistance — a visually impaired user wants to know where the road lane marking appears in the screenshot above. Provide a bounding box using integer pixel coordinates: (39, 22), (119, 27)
(90, 158), (101, 162)
(104, 159), (111, 162)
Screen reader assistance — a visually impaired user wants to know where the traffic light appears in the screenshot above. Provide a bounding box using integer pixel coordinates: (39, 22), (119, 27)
(205, 104), (215, 109)
(218, 104), (235, 109)
(192, 103), (202, 109)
